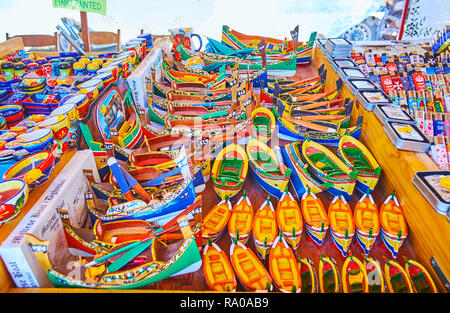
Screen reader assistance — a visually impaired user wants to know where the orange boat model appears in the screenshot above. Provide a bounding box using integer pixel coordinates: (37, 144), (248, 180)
(379, 191), (408, 259)
(202, 198), (232, 246)
(230, 239), (273, 292)
(328, 195), (355, 257)
(228, 190), (253, 244)
(252, 196), (277, 260)
(300, 188), (329, 246)
(354, 192), (380, 256)
(202, 240), (237, 292)
(269, 233), (301, 293)
(341, 255), (369, 293)
(276, 189), (303, 250)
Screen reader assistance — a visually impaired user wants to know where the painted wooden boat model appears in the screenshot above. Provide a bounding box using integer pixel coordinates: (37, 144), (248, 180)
(276, 190), (303, 250)
(379, 192), (408, 259)
(338, 134), (382, 194)
(404, 258), (438, 293)
(246, 139), (291, 199)
(229, 239), (273, 292)
(202, 198), (232, 245)
(269, 233), (301, 293)
(328, 195), (355, 257)
(281, 141), (332, 198)
(252, 196), (277, 260)
(302, 139), (357, 201)
(228, 190), (253, 244)
(384, 258), (414, 293)
(341, 255), (369, 293)
(297, 257), (318, 293)
(354, 192), (380, 256)
(251, 106), (275, 143)
(202, 241), (237, 292)
(364, 257), (386, 293)
(318, 255), (340, 293)
(300, 188), (329, 246)
(211, 143), (248, 201)
(24, 214), (202, 289)
(221, 25), (317, 65)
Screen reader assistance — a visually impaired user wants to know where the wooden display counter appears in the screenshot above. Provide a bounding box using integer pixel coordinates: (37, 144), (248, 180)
(312, 47), (450, 292)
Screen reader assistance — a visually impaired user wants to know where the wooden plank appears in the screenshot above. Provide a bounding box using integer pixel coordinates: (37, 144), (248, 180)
(313, 47), (450, 291)
(80, 11), (90, 53)
(0, 37), (24, 58)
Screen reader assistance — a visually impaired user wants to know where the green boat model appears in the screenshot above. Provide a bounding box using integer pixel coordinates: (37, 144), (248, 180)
(23, 215), (202, 289)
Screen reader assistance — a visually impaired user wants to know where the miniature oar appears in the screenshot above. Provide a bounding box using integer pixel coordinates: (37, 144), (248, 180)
(284, 117), (336, 133)
(108, 157), (134, 202)
(119, 166), (152, 202)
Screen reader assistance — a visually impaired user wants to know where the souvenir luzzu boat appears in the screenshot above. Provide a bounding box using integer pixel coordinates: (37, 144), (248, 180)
(300, 188), (329, 246)
(62, 197), (203, 256)
(383, 258), (414, 293)
(281, 141), (332, 198)
(23, 214), (203, 289)
(364, 257), (385, 293)
(0, 178), (29, 224)
(297, 257), (318, 293)
(229, 239), (273, 292)
(276, 190), (303, 250)
(3, 151), (55, 189)
(328, 195), (355, 257)
(250, 106), (275, 143)
(221, 25), (317, 65)
(246, 139), (291, 199)
(252, 196), (277, 260)
(201, 198), (232, 246)
(354, 192), (380, 256)
(338, 135), (382, 194)
(341, 255), (369, 293)
(403, 258), (438, 293)
(318, 255), (340, 293)
(211, 143), (248, 201)
(301, 139), (358, 201)
(269, 233), (301, 293)
(228, 190), (253, 244)
(379, 192), (408, 259)
(202, 241), (236, 292)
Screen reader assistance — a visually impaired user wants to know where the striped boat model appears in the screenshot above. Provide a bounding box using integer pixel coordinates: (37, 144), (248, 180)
(230, 239), (273, 292)
(341, 255), (369, 293)
(354, 192), (380, 256)
(300, 188), (329, 246)
(384, 258), (414, 293)
(246, 138), (291, 199)
(269, 233), (301, 293)
(221, 25), (317, 65)
(251, 106), (275, 143)
(228, 190), (253, 244)
(318, 255), (340, 293)
(281, 141), (333, 198)
(211, 143), (248, 201)
(297, 257), (318, 293)
(404, 257), (438, 293)
(302, 139), (358, 201)
(276, 190), (303, 250)
(338, 135), (382, 194)
(202, 241), (237, 292)
(379, 192), (408, 259)
(252, 196), (277, 260)
(328, 195), (355, 257)
(364, 257), (386, 293)
(202, 198), (232, 246)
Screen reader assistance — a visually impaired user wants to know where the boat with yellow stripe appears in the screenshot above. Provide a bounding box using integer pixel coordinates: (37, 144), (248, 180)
(252, 196), (277, 260)
(202, 241), (236, 292)
(276, 190), (303, 250)
(269, 233), (301, 293)
(318, 255), (340, 293)
(251, 106), (276, 143)
(404, 258), (438, 293)
(202, 198), (232, 245)
(384, 258), (414, 293)
(354, 192), (380, 256)
(228, 190), (253, 244)
(300, 188), (329, 246)
(297, 257), (318, 293)
(328, 195), (355, 257)
(341, 255), (369, 293)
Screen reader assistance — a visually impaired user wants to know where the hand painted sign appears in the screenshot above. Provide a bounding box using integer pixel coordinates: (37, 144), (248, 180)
(53, 0), (107, 16)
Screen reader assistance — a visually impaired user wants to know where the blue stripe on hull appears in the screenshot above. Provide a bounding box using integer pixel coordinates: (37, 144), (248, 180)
(249, 164), (283, 199)
(281, 145), (307, 199)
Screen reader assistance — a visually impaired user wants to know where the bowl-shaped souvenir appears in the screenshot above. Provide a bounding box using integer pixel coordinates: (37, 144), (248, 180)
(0, 116), (6, 130)
(5, 140), (23, 151)
(17, 128), (54, 154)
(38, 115), (69, 140)
(3, 151), (55, 189)
(0, 178), (29, 223)
(0, 131), (17, 142)
(0, 104), (24, 122)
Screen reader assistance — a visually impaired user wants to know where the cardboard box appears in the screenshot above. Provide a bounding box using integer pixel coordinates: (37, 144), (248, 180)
(0, 149), (100, 288)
